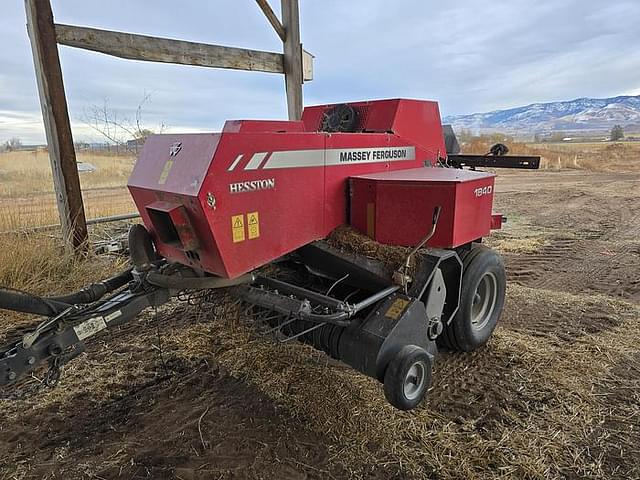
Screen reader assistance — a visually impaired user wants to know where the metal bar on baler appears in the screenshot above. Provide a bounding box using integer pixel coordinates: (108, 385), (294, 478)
(244, 278), (401, 326)
(280, 322), (327, 343)
(289, 284), (401, 324)
(257, 276), (345, 308)
(351, 285), (401, 312)
(447, 154), (540, 169)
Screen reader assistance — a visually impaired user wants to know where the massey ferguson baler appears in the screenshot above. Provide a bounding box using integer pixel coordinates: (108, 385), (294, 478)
(0, 99), (539, 410)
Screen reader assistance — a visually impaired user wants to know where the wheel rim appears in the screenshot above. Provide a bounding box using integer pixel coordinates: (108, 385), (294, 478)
(403, 361), (426, 400)
(470, 271), (498, 330)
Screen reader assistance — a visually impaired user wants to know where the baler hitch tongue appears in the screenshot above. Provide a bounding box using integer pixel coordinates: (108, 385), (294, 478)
(0, 226), (258, 395)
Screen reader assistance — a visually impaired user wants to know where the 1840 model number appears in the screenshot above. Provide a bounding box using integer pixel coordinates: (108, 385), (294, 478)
(474, 186), (493, 198)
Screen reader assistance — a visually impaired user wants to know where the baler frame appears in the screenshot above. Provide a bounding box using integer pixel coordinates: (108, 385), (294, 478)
(0, 98), (541, 410)
(0, 221), (463, 409)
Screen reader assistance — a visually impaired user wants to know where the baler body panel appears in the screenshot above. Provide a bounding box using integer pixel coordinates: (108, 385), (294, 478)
(321, 133), (434, 235)
(202, 131), (327, 278)
(127, 99), (489, 278)
(349, 168), (496, 248)
(128, 133), (227, 275)
(128, 133), (221, 196)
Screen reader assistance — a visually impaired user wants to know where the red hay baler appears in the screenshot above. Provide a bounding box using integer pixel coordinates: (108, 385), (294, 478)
(0, 99), (539, 410)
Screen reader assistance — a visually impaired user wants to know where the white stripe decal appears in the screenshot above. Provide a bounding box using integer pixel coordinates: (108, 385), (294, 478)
(261, 146), (415, 170)
(263, 150), (325, 169)
(227, 154), (243, 171)
(244, 152), (269, 170)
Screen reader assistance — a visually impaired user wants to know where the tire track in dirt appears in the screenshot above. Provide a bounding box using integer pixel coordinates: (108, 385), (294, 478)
(427, 346), (558, 430)
(497, 171), (640, 304)
(539, 234), (638, 302)
(495, 171), (640, 348)
(503, 236), (578, 287)
(499, 285), (632, 342)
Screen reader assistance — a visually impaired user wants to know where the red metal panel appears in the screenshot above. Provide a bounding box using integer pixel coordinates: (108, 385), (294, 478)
(350, 168), (495, 248)
(322, 133), (430, 235)
(452, 176), (495, 246)
(199, 132), (326, 278)
(222, 120), (305, 133)
(127, 100), (472, 278)
(302, 99), (446, 159)
(375, 181), (458, 247)
(491, 213), (504, 230)
(128, 133), (220, 197)
(391, 100), (447, 159)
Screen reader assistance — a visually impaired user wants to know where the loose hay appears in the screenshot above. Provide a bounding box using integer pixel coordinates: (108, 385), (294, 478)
(327, 225), (427, 278)
(492, 236), (548, 254)
(2, 280), (639, 478)
(159, 285), (640, 479)
(2, 180), (640, 478)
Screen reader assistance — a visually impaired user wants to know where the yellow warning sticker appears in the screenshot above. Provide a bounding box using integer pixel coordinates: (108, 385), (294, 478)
(385, 298), (410, 320)
(158, 159), (174, 184)
(247, 211), (260, 239)
(231, 214), (245, 243)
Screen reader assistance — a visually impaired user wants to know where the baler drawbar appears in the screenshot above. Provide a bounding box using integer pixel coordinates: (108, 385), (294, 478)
(0, 99), (539, 410)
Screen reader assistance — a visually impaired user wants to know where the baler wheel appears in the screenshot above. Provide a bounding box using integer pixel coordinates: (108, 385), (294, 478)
(383, 345), (433, 411)
(438, 245), (506, 352)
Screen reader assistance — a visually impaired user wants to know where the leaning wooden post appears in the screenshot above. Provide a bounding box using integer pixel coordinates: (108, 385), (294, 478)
(281, 0), (303, 120)
(25, 0), (88, 251)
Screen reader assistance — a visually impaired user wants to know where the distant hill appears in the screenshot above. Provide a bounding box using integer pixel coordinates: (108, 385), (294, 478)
(444, 95), (640, 134)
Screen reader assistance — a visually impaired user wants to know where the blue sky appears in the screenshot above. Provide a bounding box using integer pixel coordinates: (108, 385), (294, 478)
(1, 0), (639, 143)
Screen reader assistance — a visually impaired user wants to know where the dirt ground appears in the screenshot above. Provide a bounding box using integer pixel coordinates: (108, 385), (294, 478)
(1, 167), (639, 479)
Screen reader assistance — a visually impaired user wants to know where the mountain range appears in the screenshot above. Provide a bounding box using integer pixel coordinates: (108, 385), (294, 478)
(443, 95), (640, 134)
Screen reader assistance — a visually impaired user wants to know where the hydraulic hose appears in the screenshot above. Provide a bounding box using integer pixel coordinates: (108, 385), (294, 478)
(49, 268), (133, 305)
(128, 224), (156, 270)
(0, 268), (133, 317)
(146, 272), (255, 290)
(0, 289), (71, 317)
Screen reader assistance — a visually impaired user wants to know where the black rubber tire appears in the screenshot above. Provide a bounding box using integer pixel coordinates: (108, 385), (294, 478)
(438, 245), (506, 352)
(383, 345), (433, 411)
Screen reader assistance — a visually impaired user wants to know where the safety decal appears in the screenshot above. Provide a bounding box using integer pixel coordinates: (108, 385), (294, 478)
(385, 297), (410, 320)
(231, 214), (245, 243)
(247, 211), (260, 239)
(104, 310), (122, 323)
(73, 316), (107, 341)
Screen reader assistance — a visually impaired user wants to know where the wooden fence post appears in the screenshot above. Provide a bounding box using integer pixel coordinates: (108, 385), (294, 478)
(281, 0), (303, 120)
(25, 0), (88, 250)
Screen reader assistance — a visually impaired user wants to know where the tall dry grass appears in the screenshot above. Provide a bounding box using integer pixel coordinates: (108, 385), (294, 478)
(0, 150), (135, 197)
(0, 233), (123, 295)
(0, 150), (136, 231)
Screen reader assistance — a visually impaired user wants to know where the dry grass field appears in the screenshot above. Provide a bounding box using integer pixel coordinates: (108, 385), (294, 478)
(0, 150), (135, 232)
(0, 142), (639, 479)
